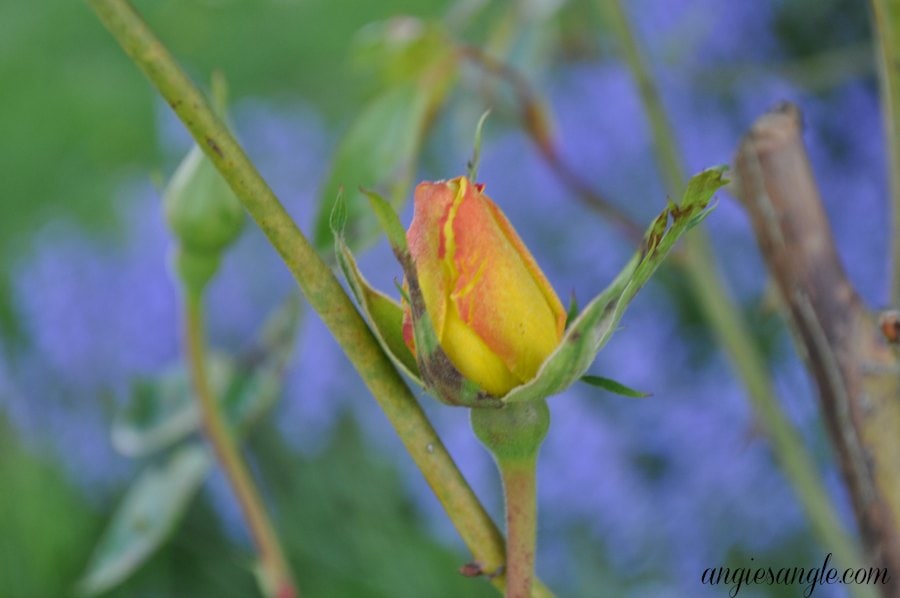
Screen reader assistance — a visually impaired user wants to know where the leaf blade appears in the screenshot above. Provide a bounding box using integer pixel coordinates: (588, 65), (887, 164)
(580, 375), (650, 398)
(76, 444), (212, 597)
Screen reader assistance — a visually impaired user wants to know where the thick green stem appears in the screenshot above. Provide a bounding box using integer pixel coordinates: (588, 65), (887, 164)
(601, 0), (869, 578)
(183, 291), (297, 598)
(87, 2), (552, 595)
(869, 0), (900, 305)
(500, 463), (538, 598)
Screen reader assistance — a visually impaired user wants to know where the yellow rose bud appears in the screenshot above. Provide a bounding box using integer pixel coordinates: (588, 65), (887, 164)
(402, 176), (566, 397)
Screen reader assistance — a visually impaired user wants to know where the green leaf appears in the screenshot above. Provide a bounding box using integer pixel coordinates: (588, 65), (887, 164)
(0, 422), (99, 598)
(222, 294), (303, 429)
(351, 18), (454, 86)
(502, 166), (726, 404)
(580, 375), (650, 398)
(331, 195), (422, 385)
(89, 297), (301, 593)
(76, 444), (212, 597)
(112, 297), (302, 457)
(111, 355), (233, 458)
(312, 20), (458, 253)
(313, 78), (454, 254)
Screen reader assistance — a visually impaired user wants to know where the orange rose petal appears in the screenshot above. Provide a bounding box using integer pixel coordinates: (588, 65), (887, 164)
(407, 180), (455, 339)
(449, 180), (563, 384)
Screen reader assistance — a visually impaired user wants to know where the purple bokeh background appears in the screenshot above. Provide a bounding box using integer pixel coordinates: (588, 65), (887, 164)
(2, 1), (882, 596)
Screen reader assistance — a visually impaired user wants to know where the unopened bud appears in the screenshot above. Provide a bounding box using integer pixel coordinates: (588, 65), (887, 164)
(164, 144), (244, 255)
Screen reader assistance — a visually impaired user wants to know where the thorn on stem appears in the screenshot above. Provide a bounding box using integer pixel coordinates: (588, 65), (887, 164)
(879, 310), (900, 344)
(458, 562), (506, 579)
(458, 562), (483, 577)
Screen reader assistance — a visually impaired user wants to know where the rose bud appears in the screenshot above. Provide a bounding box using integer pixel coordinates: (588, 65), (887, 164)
(164, 144), (245, 255)
(401, 176), (566, 397)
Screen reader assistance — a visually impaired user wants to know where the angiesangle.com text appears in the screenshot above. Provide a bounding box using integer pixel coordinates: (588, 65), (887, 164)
(701, 553), (889, 597)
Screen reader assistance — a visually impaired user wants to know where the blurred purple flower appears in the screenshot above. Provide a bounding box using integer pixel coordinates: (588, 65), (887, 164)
(4, 101), (339, 491)
(10, 183), (176, 489)
(630, 0), (777, 66)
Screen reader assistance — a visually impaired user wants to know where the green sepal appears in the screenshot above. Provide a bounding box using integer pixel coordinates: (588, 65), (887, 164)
(565, 291), (579, 330)
(76, 444), (212, 597)
(330, 191), (422, 384)
(171, 246), (221, 296)
(580, 375), (650, 398)
(401, 248), (496, 408)
(169, 244), (222, 297)
(501, 166), (726, 404)
(466, 109), (491, 182)
(361, 188), (409, 254)
(351, 189), (499, 408)
(471, 400), (550, 464)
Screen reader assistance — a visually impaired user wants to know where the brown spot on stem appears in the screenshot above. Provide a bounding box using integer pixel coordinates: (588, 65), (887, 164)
(206, 136), (223, 158)
(458, 562), (483, 577)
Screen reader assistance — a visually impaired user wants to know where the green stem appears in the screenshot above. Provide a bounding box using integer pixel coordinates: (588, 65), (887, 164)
(472, 401), (549, 598)
(87, 2), (552, 595)
(500, 463), (538, 598)
(601, 0), (871, 581)
(869, 0), (900, 305)
(183, 291), (297, 598)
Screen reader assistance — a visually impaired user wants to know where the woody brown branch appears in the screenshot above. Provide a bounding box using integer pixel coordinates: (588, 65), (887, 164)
(733, 102), (900, 588)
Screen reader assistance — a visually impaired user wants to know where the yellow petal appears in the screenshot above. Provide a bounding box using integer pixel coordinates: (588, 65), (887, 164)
(406, 180), (457, 339)
(441, 299), (522, 396)
(447, 179), (564, 384)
